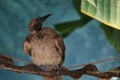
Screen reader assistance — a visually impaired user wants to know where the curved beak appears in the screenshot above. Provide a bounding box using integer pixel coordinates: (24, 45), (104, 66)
(36, 14), (52, 23)
(30, 14), (52, 33)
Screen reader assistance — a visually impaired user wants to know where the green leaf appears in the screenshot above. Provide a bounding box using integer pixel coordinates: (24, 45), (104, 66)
(55, 20), (83, 38)
(87, 0), (97, 8)
(81, 0), (120, 30)
(54, 0), (93, 38)
(101, 24), (120, 53)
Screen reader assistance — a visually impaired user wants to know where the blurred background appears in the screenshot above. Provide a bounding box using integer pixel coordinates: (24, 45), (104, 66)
(0, 0), (120, 80)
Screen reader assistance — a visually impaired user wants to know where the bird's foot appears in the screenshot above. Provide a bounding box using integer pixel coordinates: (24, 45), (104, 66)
(39, 65), (49, 71)
(37, 65), (61, 72)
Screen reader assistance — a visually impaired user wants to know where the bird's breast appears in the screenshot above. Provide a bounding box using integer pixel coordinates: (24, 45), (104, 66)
(30, 38), (62, 66)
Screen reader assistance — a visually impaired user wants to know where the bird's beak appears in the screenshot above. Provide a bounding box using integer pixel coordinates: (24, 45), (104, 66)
(36, 14), (52, 23)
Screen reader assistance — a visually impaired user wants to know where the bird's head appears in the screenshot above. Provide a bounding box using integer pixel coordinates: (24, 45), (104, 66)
(29, 14), (52, 34)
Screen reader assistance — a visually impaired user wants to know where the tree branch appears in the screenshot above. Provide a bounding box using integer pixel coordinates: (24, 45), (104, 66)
(0, 54), (120, 79)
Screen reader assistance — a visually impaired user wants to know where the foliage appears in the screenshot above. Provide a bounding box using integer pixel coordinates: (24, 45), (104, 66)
(101, 24), (120, 52)
(81, 0), (120, 30)
(55, 0), (120, 52)
(55, 0), (92, 38)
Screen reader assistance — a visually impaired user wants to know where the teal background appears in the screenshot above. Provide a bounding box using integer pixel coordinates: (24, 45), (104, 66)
(0, 0), (120, 80)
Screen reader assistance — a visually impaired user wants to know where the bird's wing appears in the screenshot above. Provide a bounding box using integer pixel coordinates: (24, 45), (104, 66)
(54, 35), (65, 65)
(23, 34), (33, 56)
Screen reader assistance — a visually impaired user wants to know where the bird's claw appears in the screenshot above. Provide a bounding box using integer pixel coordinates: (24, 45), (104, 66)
(39, 65), (49, 71)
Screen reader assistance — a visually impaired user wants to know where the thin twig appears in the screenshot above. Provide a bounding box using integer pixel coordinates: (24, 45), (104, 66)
(0, 54), (120, 79)
(1, 54), (120, 69)
(66, 56), (120, 69)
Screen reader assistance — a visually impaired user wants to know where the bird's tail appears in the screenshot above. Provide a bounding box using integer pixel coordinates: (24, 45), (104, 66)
(44, 76), (62, 80)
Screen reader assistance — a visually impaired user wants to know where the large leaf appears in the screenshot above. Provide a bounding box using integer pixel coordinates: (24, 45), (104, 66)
(55, 19), (92, 38)
(101, 24), (120, 52)
(55, 0), (92, 38)
(81, 0), (120, 30)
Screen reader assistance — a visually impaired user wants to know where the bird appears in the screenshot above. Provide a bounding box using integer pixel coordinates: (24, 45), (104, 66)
(23, 14), (65, 80)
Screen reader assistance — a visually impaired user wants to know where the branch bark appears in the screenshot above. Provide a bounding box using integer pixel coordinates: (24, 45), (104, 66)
(0, 54), (120, 79)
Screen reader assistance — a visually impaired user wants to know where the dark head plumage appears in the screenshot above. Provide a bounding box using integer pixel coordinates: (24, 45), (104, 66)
(29, 14), (52, 34)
